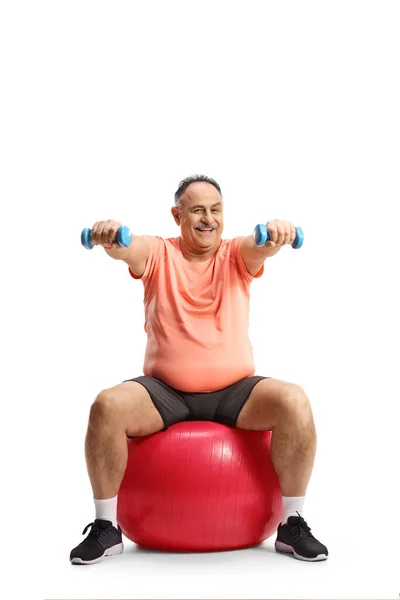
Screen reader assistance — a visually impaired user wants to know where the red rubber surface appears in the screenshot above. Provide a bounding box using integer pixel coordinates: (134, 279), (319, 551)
(118, 421), (282, 552)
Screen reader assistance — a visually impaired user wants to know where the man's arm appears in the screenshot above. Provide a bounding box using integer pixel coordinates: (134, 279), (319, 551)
(239, 220), (297, 276)
(239, 236), (281, 276)
(105, 235), (151, 277)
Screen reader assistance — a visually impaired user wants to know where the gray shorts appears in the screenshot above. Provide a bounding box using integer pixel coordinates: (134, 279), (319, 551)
(123, 375), (268, 430)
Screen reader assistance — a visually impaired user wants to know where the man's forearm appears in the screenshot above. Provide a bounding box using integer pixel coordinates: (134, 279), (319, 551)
(104, 246), (132, 261)
(241, 235), (282, 260)
(105, 235), (151, 278)
(239, 235), (282, 276)
(104, 234), (142, 261)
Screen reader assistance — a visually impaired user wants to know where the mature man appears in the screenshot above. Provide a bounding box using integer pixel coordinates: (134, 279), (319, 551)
(70, 174), (328, 564)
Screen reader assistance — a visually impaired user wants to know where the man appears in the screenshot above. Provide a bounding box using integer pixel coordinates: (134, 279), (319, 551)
(70, 174), (328, 564)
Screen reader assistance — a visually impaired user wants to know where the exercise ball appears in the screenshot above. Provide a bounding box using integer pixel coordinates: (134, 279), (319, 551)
(117, 421), (282, 552)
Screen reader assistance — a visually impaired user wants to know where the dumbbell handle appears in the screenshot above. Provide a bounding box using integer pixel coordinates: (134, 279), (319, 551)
(253, 224), (304, 249)
(81, 225), (132, 250)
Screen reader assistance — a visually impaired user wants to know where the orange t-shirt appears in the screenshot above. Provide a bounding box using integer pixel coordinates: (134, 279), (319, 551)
(129, 236), (264, 392)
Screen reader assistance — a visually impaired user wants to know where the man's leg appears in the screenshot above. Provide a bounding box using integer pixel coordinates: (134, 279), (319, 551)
(236, 378), (328, 561)
(70, 382), (165, 565)
(85, 381), (165, 499)
(236, 378), (316, 496)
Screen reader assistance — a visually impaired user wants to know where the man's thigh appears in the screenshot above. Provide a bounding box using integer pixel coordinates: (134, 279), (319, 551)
(98, 380), (165, 436)
(235, 378), (298, 430)
(212, 375), (268, 427)
(123, 376), (190, 432)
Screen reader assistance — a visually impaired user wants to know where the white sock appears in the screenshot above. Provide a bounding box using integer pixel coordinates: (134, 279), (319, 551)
(94, 496), (118, 528)
(282, 496), (305, 524)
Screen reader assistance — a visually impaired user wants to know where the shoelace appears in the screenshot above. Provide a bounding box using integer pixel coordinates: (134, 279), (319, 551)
(82, 521), (111, 541)
(286, 515), (314, 541)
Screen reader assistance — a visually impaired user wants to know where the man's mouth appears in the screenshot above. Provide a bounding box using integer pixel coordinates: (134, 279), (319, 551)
(195, 227), (215, 234)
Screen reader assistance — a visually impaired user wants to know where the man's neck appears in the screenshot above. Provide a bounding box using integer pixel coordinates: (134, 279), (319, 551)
(179, 237), (219, 262)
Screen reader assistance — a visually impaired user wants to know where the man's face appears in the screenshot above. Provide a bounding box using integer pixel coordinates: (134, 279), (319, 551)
(171, 182), (224, 250)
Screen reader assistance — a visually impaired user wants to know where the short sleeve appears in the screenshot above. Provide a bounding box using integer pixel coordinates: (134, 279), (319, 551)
(230, 236), (265, 282)
(128, 236), (165, 282)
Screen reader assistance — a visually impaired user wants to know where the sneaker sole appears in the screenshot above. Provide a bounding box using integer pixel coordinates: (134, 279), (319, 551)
(70, 542), (124, 565)
(275, 540), (328, 562)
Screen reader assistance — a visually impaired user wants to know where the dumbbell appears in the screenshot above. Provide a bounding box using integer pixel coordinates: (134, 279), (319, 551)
(253, 224), (304, 249)
(81, 225), (132, 250)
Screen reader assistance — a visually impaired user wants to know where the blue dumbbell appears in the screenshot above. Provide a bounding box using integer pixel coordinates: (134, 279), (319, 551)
(253, 223), (304, 249)
(81, 225), (132, 250)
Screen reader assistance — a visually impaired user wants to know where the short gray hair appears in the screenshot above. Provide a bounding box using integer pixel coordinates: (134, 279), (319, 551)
(174, 175), (222, 209)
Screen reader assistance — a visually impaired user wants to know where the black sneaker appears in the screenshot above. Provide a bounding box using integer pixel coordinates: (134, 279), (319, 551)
(275, 513), (328, 561)
(70, 519), (124, 564)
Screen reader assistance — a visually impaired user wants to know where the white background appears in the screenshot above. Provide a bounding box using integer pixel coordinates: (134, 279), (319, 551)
(1, 1), (399, 599)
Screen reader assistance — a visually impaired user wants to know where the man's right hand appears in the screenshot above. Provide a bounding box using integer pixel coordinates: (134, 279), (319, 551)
(90, 220), (124, 249)
(89, 219), (150, 275)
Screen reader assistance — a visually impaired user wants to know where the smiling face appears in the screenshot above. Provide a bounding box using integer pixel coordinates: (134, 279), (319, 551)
(171, 182), (224, 255)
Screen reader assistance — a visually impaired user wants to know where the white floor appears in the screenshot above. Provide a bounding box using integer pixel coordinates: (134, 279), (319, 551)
(41, 516), (398, 600)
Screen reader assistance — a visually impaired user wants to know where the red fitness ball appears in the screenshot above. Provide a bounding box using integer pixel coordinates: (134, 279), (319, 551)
(117, 421), (282, 552)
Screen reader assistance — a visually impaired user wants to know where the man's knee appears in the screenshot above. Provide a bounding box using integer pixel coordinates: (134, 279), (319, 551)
(279, 383), (313, 424)
(88, 383), (164, 436)
(89, 388), (122, 424)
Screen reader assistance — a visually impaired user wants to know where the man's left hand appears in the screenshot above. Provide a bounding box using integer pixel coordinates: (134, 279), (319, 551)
(263, 220), (297, 248)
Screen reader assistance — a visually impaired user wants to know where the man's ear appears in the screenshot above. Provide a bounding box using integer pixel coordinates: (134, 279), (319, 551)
(171, 206), (180, 225)
(171, 206), (181, 225)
